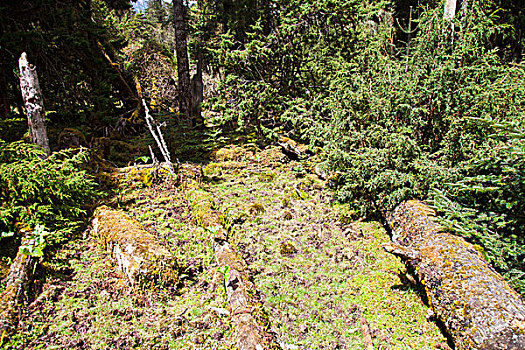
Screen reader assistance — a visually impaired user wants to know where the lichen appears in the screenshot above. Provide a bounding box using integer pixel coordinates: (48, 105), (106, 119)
(386, 200), (525, 349)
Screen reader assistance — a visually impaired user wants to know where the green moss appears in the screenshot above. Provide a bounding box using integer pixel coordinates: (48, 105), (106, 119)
(249, 203), (265, 215)
(203, 162), (223, 178)
(258, 171), (276, 182)
(280, 241), (297, 256)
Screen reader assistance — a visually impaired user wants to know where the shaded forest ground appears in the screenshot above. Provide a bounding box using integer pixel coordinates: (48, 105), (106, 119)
(2, 137), (450, 349)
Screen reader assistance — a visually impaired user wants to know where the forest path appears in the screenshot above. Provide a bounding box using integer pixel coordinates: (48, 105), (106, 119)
(7, 144), (447, 350)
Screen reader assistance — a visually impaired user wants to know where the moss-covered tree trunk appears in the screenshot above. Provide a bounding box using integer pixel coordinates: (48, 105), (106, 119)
(384, 200), (525, 350)
(187, 186), (278, 350)
(92, 206), (178, 287)
(0, 227), (36, 336)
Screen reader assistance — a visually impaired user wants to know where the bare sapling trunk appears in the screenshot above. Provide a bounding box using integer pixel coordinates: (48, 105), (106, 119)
(384, 200), (525, 350)
(142, 99), (174, 174)
(19, 52), (50, 156)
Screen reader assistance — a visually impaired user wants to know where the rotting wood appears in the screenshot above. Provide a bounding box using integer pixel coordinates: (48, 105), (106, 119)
(359, 316), (374, 350)
(19, 52), (50, 156)
(187, 186), (279, 350)
(0, 226), (37, 336)
(92, 206), (178, 287)
(383, 200), (525, 350)
(215, 241), (266, 350)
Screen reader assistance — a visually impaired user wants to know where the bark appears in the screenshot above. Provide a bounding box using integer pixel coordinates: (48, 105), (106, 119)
(0, 74), (8, 119)
(190, 49), (203, 121)
(360, 316), (374, 350)
(18, 52), (50, 156)
(92, 206), (178, 286)
(443, 0), (457, 20)
(173, 0), (191, 118)
(215, 241), (265, 350)
(97, 41), (140, 108)
(0, 227), (37, 336)
(384, 200), (525, 350)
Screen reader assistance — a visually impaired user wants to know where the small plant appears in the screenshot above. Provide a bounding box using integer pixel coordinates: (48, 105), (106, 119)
(19, 224), (49, 258)
(134, 155), (151, 164)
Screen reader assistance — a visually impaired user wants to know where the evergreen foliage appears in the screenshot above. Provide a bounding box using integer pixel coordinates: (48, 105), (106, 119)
(202, 0), (525, 293)
(0, 0), (523, 295)
(431, 119), (525, 293)
(0, 140), (99, 245)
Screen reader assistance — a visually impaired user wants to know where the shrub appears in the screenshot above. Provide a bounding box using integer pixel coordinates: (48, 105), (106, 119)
(430, 120), (525, 294)
(0, 140), (99, 245)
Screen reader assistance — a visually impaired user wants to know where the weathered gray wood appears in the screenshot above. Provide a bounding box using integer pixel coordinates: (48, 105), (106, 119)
(444, 0), (457, 20)
(384, 200), (525, 350)
(0, 227), (37, 336)
(19, 52), (50, 156)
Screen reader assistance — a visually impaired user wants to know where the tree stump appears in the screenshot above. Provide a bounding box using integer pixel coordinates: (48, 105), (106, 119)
(19, 52), (50, 156)
(384, 200), (525, 350)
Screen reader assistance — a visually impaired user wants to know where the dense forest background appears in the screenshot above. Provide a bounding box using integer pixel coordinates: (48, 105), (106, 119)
(0, 0), (524, 294)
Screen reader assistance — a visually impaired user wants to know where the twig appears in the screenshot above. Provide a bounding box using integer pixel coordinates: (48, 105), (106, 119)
(148, 145), (158, 165)
(142, 99), (174, 174)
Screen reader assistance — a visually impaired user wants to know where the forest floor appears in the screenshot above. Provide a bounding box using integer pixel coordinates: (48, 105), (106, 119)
(3, 142), (450, 350)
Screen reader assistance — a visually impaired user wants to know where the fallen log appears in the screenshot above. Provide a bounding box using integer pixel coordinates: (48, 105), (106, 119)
(92, 206), (178, 287)
(215, 241), (266, 350)
(383, 200), (525, 350)
(0, 226), (37, 336)
(187, 186), (278, 350)
(359, 316), (374, 350)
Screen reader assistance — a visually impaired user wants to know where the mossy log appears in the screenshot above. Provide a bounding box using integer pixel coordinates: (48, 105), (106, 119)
(0, 227), (36, 336)
(215, 241), (266, 350)
(187, 187), (277, 350)
(384, 200), (525, 350)
(92, 206), (178, 286)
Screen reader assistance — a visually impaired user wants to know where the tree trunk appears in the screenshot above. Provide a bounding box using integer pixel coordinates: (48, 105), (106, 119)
(0, 227), (37, 336)
(383, 200), (525, 350)
(190, 48), (204, 123)
(0, 76), (8, 119)
(443, 0), (457, 20)
(19, 52), (50, 156)
(215, 241), (266, 350)
(92, 206), (178, 287)
(173, 0), (191, 118)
